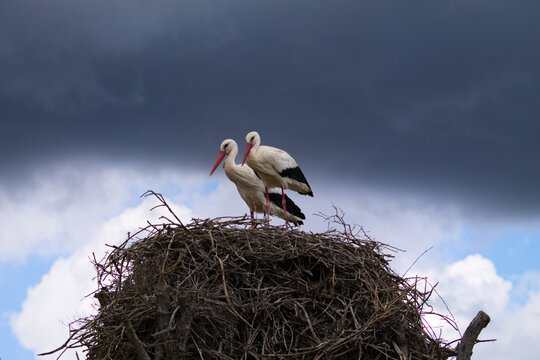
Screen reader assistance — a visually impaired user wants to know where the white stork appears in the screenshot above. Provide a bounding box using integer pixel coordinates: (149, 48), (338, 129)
(210, 139), (306, 225)
(241, 131), (313, 227)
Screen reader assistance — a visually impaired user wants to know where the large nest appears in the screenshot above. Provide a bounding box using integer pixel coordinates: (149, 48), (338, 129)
(49, 193), (459, 360)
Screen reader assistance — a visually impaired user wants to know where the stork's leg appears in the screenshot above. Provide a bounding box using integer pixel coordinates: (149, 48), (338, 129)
(250, 210), (257, 228)
(265, 186), (270, 227)
(281, 185), (288, 229)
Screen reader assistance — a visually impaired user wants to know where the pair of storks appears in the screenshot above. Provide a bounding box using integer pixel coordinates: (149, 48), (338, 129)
(210, 131), (313, 227)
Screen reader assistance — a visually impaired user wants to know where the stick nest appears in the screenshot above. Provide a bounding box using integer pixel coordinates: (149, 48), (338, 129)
(50, 193), (457, 360)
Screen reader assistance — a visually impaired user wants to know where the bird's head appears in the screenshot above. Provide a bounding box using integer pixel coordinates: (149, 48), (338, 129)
(210, 139), (237, 175)
(242, 131), (260, 165)
(220, 139), (237, 155)
(245, 131), (260, 146)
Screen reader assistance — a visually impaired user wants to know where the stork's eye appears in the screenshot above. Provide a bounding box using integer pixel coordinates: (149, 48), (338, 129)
(250, 136), (255, 142)
(224, 143), (228, 149)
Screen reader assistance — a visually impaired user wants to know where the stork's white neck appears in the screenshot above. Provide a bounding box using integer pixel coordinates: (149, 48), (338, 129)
(223, 143), (239, 168)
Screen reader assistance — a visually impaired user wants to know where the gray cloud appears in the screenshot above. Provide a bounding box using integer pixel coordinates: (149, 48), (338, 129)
(1, 0), (539, 217)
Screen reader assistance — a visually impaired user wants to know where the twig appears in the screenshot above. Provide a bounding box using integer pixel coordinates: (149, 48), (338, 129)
(142, 190), (189, 231)
(37, 328), (83, 356)
(402, 246), (433, 277)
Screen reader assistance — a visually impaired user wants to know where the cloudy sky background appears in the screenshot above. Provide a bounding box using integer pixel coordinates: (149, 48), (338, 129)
(1, 0), (540, 358)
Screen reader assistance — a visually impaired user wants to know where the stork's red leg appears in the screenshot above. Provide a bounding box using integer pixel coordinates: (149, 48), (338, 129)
(250, 210), (254, 220)
(265, 186), (270, 227)
(281, 185), (288, 229)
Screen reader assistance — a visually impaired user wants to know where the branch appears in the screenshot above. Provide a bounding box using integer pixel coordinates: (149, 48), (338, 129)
(124, 319), (151, 360)
(217, 255), (252, 328)
(456, 311), (491, 360)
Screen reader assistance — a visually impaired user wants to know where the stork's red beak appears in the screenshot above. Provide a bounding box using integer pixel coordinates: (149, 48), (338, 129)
(210, 150), (226, 175)
(241, 143), (253, 166)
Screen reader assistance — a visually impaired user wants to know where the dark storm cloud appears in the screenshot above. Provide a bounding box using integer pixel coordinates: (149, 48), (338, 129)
(1, 0), (539, 215)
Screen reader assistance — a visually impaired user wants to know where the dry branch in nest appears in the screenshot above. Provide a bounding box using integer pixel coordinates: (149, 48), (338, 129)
(42, 192), (485, 360)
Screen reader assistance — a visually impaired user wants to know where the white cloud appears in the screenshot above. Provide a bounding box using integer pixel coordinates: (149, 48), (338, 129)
(490, 289), (540, 359)
(10, 196), (191, 359)
(430, 254), (511, 316)
(0, 159), (209, 262)
(0, 161), (132, 261)
(419, 255), (540, 360)
(421, 255), (512, 340)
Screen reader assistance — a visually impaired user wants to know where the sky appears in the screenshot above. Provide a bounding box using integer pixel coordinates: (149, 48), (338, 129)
(1, 0), (540, 358)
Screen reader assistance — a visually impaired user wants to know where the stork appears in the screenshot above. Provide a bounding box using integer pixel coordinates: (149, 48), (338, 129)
(210, 139), (305, 225)
(241, 131), (313, 227)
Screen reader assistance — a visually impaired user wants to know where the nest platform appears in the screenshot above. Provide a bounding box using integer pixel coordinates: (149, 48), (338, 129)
(46, 195), (460, 359)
